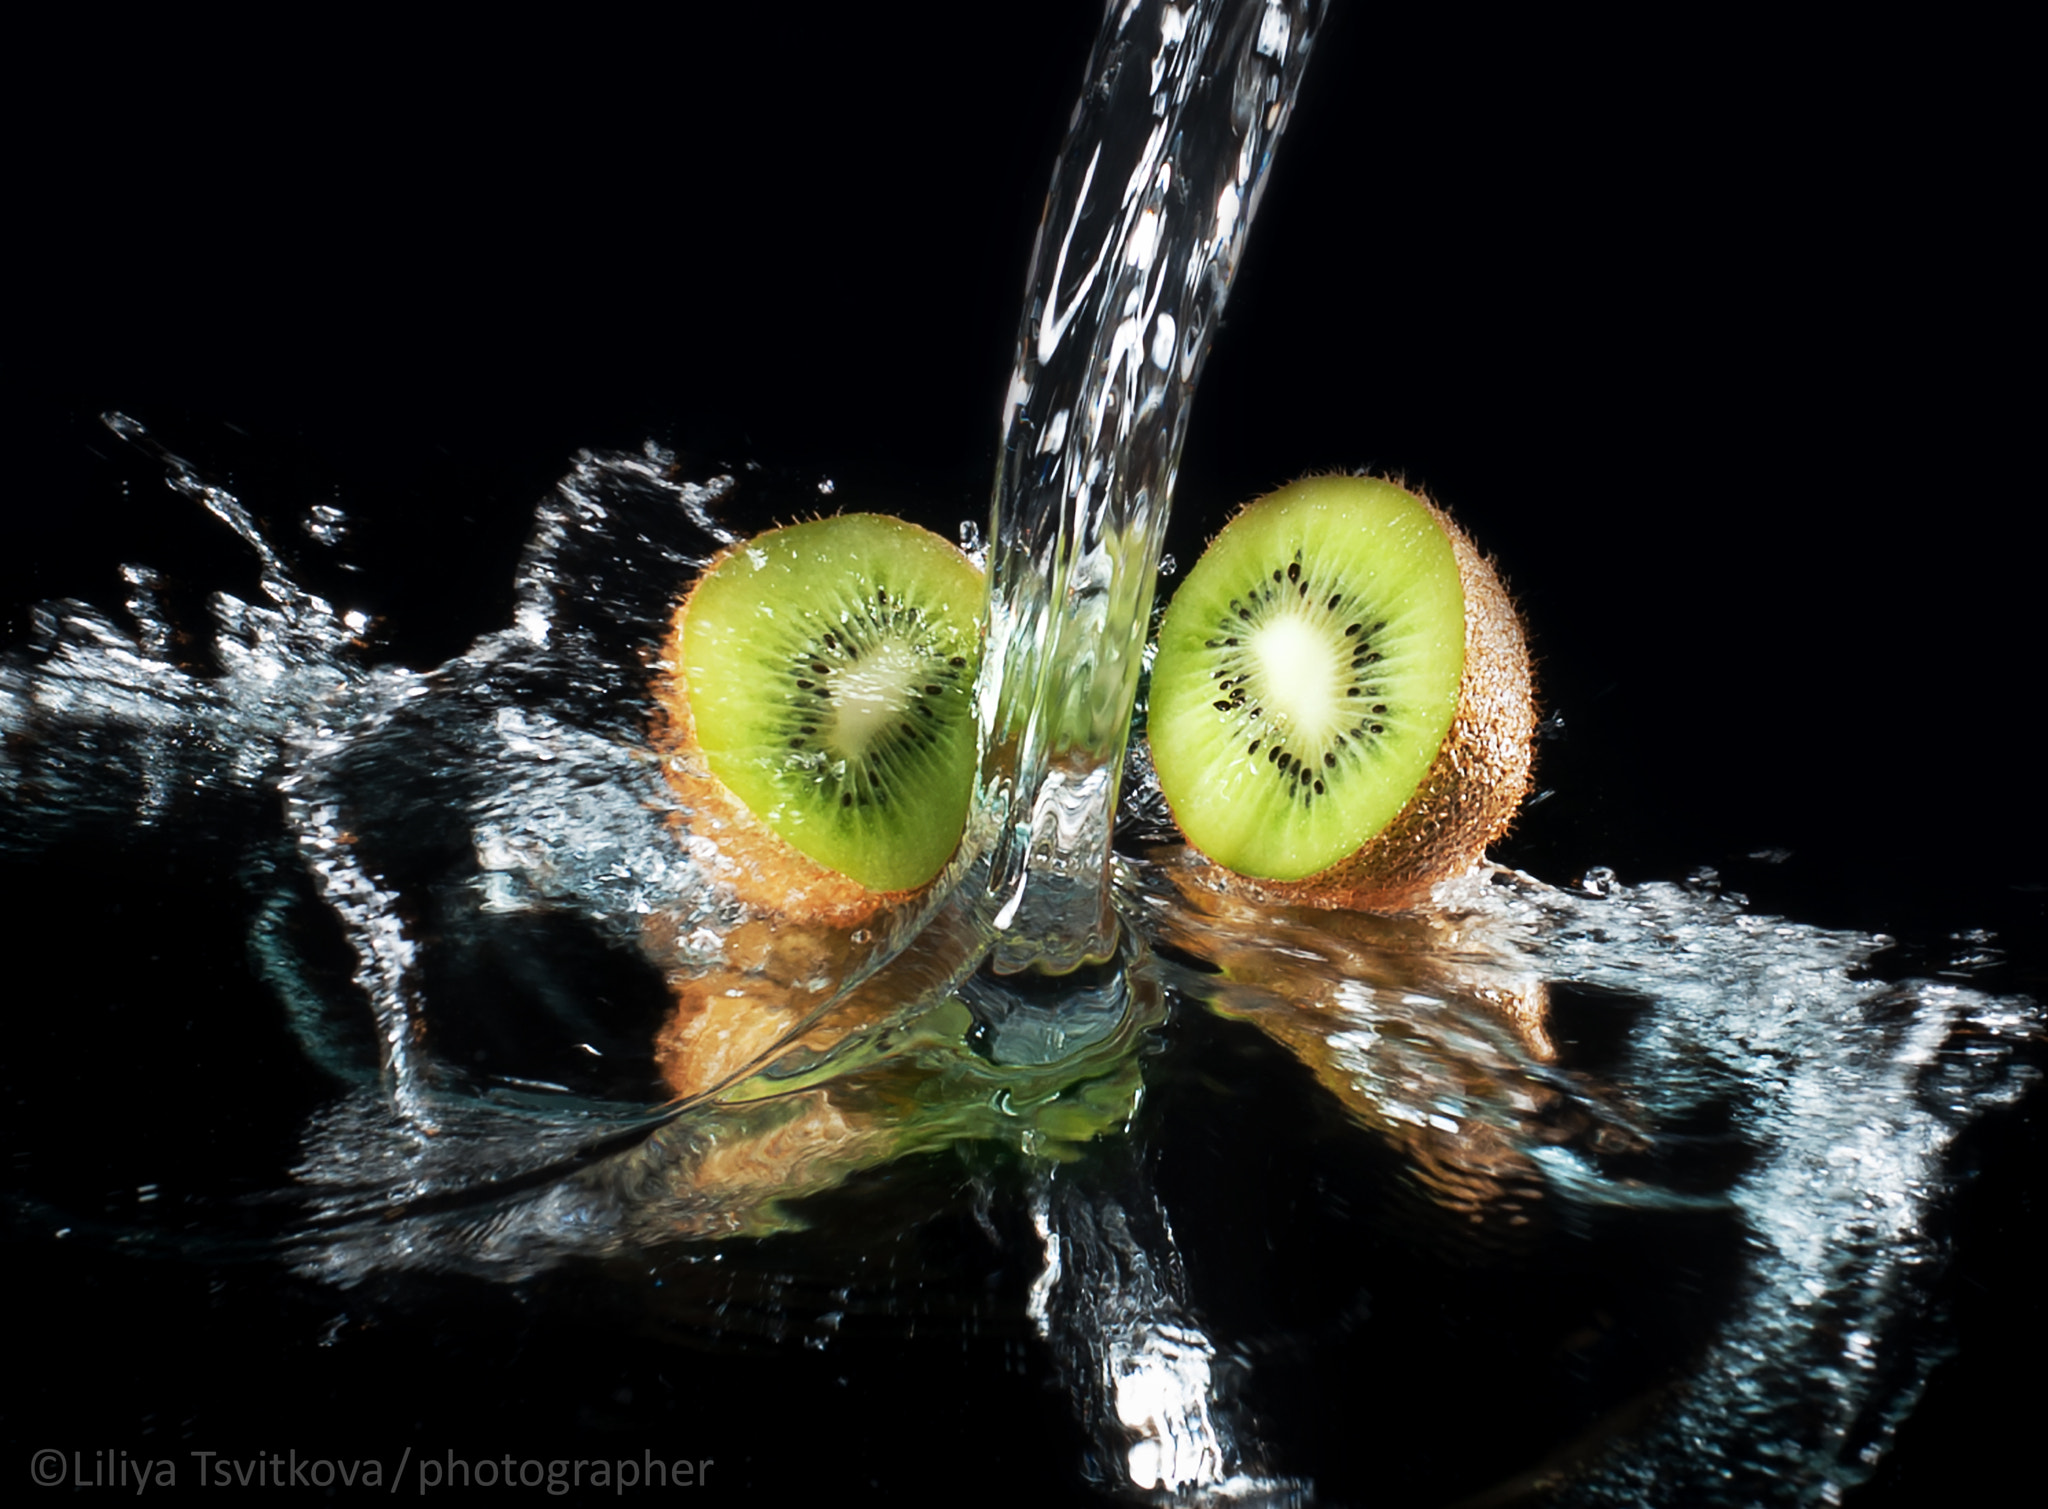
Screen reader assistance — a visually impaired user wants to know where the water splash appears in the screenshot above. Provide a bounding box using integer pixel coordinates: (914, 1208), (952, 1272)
(4, 417), (2039, 1505)
(4, 425), (974, 1120)
(1028, 1145), (1309, 1506)
(1144, 859), (2040, 1504)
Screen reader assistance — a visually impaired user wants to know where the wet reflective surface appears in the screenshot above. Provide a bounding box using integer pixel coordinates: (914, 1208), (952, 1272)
(6, 422), (2040, 1504)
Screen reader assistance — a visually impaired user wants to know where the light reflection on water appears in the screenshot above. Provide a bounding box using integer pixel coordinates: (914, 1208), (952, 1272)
(2, 423), (2038, 1505)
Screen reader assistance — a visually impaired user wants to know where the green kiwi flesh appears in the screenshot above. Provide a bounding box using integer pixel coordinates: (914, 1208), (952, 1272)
(678, 514), (983, 893)
(1148, 477), (1468, 882)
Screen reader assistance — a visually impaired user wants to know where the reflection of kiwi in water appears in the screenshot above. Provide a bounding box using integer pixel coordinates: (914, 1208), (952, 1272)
(1148, 475), (1534, 910)
(652, 514), (984, 926)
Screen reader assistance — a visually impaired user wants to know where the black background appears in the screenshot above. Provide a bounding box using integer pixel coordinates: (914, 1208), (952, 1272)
(9, 4), (2040, 1504)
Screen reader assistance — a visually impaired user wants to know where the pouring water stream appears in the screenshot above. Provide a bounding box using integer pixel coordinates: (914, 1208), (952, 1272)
(976, 0), (1325, 974)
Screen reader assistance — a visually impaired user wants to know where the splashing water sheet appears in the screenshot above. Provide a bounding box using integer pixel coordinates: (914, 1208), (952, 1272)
(8, 4), (2041, 1505)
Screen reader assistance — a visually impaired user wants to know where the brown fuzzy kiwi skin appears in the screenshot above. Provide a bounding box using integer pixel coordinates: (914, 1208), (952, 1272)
(1169, 488), (1536, 912)
(647, 913), (865, 1102)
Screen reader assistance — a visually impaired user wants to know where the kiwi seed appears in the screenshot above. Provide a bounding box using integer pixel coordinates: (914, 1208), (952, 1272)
(654, 514), (984, 914)
(1148, 475), (1534, 909)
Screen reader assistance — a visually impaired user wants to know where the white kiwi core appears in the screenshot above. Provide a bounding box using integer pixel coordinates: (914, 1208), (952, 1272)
(1251, 611), (1357, 749)
(826, 638), (925, 759)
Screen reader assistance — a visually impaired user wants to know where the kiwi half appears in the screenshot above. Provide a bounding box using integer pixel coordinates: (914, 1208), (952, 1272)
(653, 513), (984, 924)
(1148, 475), (1534, 910)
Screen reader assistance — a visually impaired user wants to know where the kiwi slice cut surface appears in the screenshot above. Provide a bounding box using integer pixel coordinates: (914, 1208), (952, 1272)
(1148, 477), (1469, 882)
(677, 514), (983, 894)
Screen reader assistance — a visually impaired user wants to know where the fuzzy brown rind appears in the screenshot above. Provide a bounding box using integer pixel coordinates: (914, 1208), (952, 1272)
(1173, 491), (1536, 912)
(649, 908), (963, 1103)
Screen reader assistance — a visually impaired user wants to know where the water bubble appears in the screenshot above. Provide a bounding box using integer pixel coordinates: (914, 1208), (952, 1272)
(303, 503), (349, 547)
